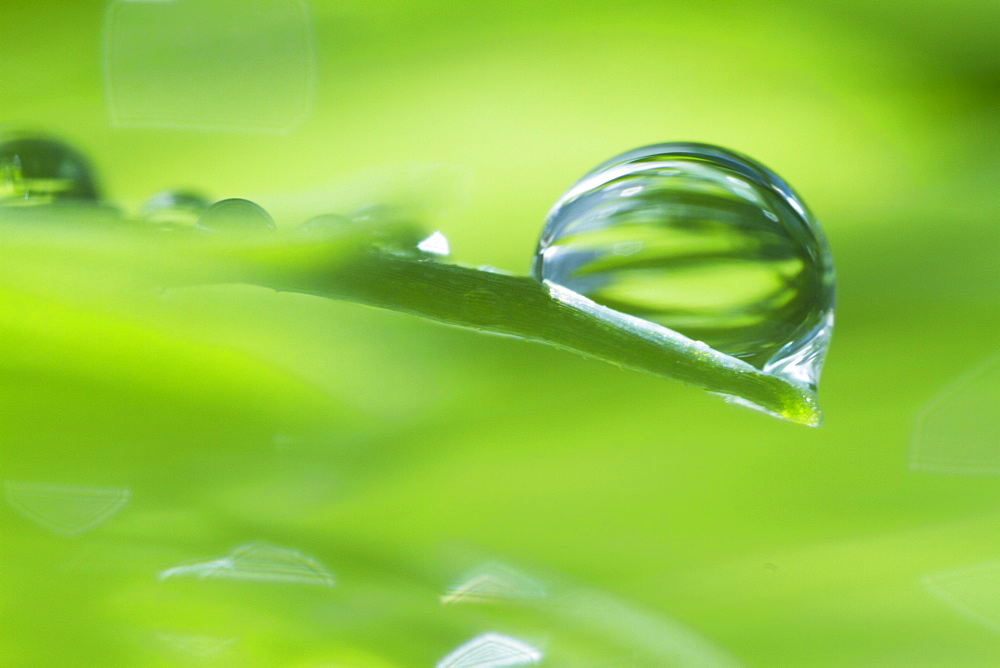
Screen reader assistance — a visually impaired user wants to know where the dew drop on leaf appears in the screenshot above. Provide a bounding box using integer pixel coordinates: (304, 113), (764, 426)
(195, 197), (275, 234)
(141, 189), (210, 229)
(0, 135), (102, 204)
(296, 213), (354, 239)
(533, 143), (835, 389)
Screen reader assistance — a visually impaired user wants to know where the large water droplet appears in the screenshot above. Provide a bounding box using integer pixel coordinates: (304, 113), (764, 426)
(533, 143), (834, 389)
(0, 135), (102, 204)
(195, 197), (275, 235)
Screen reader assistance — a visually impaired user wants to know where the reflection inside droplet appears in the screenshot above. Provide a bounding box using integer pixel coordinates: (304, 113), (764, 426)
(158, 542), (335, 587)
(437, 633), (542, 668)
(534, 143), (834, 389)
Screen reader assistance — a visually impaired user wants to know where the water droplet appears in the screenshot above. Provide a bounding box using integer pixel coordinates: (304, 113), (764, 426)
(555, 588), (741, 667)
(141, 189), (210, 229)
(195, 198), (275, 235)
(0, 135), (102, 204)
(3, 481), (130, 536)
(417, 230), (450, 256)
(437, 633), (542, 668)
(296, 213), (354, 239)
(534, 143), (835, 389)
(346, 204), (439, 256)
(910, 355), (1000, 475)
(158, 542), (335, 587)
(441, 562), (546, 605)
(156, 633), (238, 659)
(923, 562), (1000, 633)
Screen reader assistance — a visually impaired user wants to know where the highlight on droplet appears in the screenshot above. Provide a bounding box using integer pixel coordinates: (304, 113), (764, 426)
(103, 0), (315, 133)
(417, 231), (451, 256)
(436, 633), (542, 668)
(158, 542), (335, 587)
(3, 481), (130, 536)
(922, 561), (1000, 633)
(910, 355), (1000, 475)
(441, 562), (547, 605)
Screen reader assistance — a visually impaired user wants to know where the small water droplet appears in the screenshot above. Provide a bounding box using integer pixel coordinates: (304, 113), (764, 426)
(141, 189), (210, 229)
(195, 198), (275, 235)
(158, 542), (335, 587)
(534, 143), (835, 389)
(344, 203), (433, 255)
(0, 135), (102, 204)
(437, 633), (542, 668)
(296, 213), (354, 239)
(156, 633), (238, 660)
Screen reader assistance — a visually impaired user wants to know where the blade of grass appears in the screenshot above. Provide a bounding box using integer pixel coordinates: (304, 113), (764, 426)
(0, 225), (822, 425)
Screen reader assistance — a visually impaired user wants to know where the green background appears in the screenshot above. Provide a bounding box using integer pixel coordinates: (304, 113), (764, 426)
(2, 1), (998, 665)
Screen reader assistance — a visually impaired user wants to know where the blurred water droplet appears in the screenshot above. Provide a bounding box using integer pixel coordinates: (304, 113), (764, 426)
(923, 562), (1000, 633)
(417, 230), (450, 256)
(347, 203), (432, 256)
(158, 542), (334, 587)
(3, 481), (130, 536)
(437, 633), (542, 668)
(195, 198), (275, 235)
(296, 213), (354, 239)
(534, 143), (834, 389)
(554, 588), (741, 667)
(910, 355), (1000, 475)
(0, 135), (102, 204)
(141, 189), (210, 229)
(442, 562), (546, 605)
(156, 633), (238, 659)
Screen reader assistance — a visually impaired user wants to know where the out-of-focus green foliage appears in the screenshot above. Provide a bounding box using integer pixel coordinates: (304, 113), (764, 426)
(2, 1), (999, 665)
